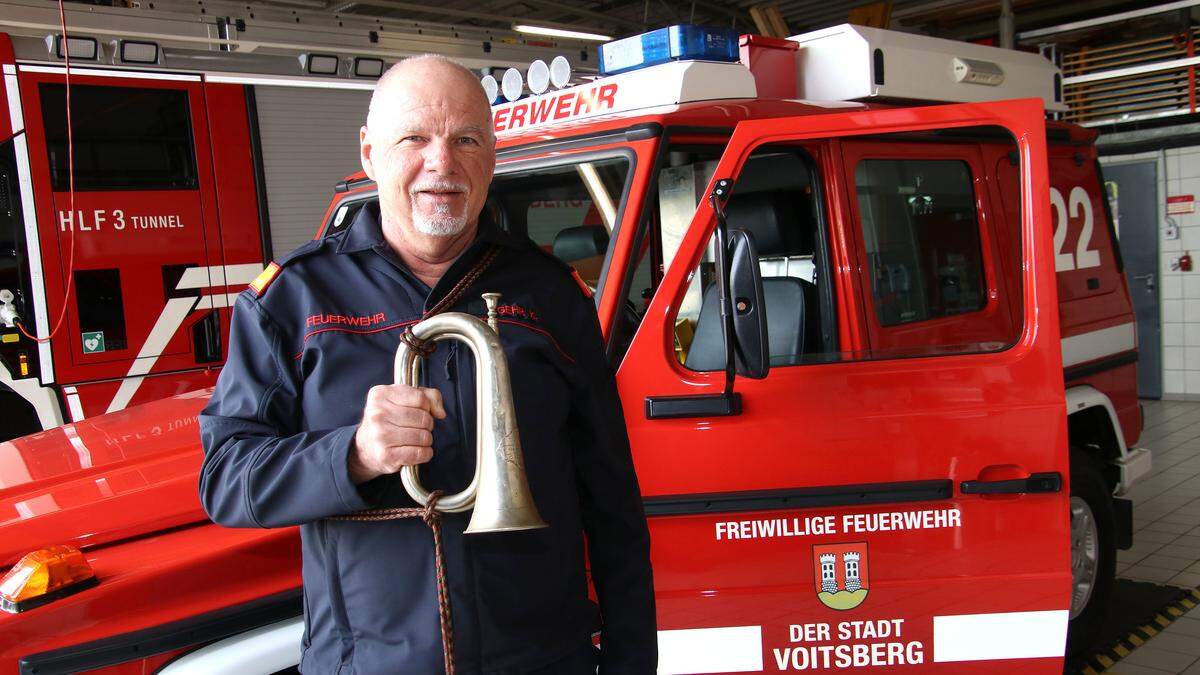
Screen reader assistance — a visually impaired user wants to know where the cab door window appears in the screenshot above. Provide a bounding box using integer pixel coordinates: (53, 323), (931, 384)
(842, 136), (1019, 359)
(73, 268), (127, 350)
(38, 83), (198, 191)
(490, 155), (631, 291)
(665, 130), (1019, 372)
(671, 146), (839, 368)
(855, 159), (986, 326)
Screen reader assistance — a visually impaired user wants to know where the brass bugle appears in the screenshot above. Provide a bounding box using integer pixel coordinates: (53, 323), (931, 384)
(393, 293), (548, 534)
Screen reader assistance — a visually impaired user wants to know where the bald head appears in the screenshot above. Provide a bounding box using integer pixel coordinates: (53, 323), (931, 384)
(358, 52), (497, 280)
(366, 55), (493, 143)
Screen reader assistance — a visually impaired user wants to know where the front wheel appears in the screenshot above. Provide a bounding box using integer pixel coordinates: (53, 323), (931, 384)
(1066, 447), (1117, 654)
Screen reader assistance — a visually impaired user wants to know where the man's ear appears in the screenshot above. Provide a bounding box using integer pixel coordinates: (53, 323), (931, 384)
(359, 126), (375, 180)
(483, 141), (497, 182)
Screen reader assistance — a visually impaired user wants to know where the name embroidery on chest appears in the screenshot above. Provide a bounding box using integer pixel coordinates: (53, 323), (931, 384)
(495, 303), (539, 322)
(305, 312), (388, 328)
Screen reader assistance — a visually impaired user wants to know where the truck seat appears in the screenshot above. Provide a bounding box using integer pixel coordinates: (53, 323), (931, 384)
(685, 190), (822, 370)
(552, 225), (609, 263)
(685, 278), (819, 370)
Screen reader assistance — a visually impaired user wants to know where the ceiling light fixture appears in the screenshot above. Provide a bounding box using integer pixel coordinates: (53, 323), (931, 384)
(512, 24), (612, 42)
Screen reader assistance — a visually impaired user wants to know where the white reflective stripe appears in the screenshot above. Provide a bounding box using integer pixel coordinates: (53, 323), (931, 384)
(105, 263), (260, 413)
(933, 610), (1068, 662)
(206, 73), (375, 90)
(106, 297), (197, 414)
(176, 266), (214, 290)
(12, 132), (53, 383)
(62, 385), (84, 422)
(209, 263), (263, 288)
(4, 72), (23, 132)
(177, 263), (264, 290)
(2, 64), (14, 75)
(658, 626), (763, 674)
(159, 618), (303, 675)
(1061, 322), (1136, 368)
(195, 293), (239, 310)
(17, 64), (201, 82)
(61, 421), (92, 468)
(94, 476), (115, 498)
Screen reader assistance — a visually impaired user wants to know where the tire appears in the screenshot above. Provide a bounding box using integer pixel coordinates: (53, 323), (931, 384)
(1066, 447), (1117, 655)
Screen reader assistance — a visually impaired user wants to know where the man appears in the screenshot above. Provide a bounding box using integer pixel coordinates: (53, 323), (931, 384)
(199, 55), (657, 674)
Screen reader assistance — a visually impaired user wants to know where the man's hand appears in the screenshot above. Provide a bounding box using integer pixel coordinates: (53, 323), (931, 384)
(349, 384), (447, 484)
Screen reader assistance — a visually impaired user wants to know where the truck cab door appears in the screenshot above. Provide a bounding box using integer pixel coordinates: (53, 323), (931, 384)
(620, 99), (1070, 673)
(16, 68), (233, 416)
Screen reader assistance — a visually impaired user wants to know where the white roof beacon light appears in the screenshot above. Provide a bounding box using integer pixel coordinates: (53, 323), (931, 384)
(481, 75), (500, 104)
(488, 25), (758, 136)
(549, 55), (572, 89)
(501, 67), (524, 102)
(528, 59), (551, 95)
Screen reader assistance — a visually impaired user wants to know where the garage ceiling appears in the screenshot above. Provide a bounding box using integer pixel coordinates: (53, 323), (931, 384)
(245, 0), (1184, 44)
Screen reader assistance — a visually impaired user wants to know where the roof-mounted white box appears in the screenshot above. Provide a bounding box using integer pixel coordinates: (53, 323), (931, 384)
(789, 24), (1066, 112)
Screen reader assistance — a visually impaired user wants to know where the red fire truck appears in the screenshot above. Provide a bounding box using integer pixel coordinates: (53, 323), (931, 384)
(0, 19), (1151, 675)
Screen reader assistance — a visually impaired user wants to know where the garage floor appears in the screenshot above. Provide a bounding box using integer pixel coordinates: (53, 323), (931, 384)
(1109, 399), (1200, 674)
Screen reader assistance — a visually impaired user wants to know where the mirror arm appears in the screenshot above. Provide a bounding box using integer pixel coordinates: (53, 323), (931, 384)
(708, 178), (736, 398)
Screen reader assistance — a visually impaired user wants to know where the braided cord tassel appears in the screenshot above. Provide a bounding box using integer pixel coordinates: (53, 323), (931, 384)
(422, 493), (455, 675)
(330, 491), (456, 673)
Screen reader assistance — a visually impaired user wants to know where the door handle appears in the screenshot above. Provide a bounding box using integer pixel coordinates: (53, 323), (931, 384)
(960, 471), (1061, 495)
(1132, 273), (1155, 289)
(644, 393), (741, 419)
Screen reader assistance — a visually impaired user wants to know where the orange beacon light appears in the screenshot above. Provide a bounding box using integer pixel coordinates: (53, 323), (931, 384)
(0, 545), (97, 613)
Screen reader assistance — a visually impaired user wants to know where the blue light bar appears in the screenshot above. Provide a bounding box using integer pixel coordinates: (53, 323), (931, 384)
(599, 25), (739, 76)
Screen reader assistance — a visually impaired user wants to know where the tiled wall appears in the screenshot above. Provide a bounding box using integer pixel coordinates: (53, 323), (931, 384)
(1102, 148), (1199, 397)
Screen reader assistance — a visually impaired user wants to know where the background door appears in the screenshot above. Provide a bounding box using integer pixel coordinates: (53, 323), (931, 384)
(1103, 161), (1160, 399)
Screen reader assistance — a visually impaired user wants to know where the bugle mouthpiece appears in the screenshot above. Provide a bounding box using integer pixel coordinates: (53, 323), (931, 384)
(482, 292), (502, 332)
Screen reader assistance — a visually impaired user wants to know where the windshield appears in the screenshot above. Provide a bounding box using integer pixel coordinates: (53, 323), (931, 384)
(319, 154), (634, 303)
(490, 155), (631, 294)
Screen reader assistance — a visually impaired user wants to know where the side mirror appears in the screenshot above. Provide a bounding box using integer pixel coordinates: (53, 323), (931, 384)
(726, 228), (769, 379)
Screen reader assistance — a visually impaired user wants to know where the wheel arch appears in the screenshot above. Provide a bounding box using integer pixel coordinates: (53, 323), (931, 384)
(1065, 385), (1128, 491)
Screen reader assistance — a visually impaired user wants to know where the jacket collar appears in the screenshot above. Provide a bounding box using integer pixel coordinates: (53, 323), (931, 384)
(337, 200), (524, 254)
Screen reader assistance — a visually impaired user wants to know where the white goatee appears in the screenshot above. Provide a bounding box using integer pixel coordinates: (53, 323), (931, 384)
(410, 180), (471, 236)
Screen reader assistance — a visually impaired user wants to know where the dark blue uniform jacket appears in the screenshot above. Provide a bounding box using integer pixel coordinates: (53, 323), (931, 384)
(198, 203), (656, 674)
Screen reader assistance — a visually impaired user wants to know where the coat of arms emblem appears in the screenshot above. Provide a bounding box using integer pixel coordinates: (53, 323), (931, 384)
(813, 542), (869, 610)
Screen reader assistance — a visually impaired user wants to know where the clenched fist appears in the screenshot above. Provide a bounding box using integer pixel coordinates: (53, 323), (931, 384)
(348, 384), (447, 484)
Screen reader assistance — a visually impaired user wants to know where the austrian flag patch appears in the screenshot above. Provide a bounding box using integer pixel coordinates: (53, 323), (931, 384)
(249, 262), (281, 296)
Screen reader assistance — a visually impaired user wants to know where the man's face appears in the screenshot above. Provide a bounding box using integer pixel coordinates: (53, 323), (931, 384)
(361, 62), (495, 241)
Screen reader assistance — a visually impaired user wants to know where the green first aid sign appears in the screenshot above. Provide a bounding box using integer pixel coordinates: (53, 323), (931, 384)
(82, 331), (106, 354)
